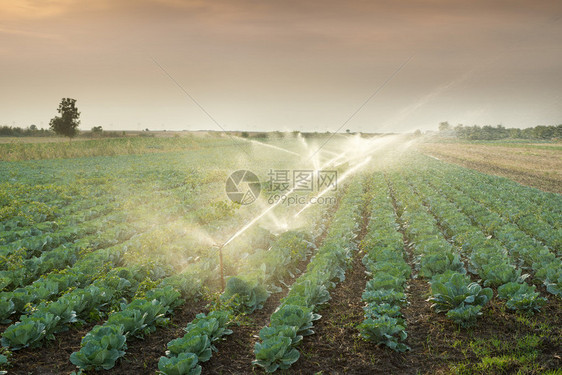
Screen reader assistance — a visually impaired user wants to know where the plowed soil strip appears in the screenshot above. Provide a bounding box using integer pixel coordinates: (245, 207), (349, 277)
(289, 187), (383, 374)
(8, 322), (96, 375)
(417, 143), (562, 194)
(293, 250), (393, 374)
(396, 234), (462, 374)
(387, 177), (452, 374)
(400, 280), (562, 374)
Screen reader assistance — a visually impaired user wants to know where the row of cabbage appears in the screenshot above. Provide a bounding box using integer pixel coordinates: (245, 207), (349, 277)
(0, 163), (236, 320)
(0, 167), (198, 290)
(0, 144), (304, 372)
(1, 186), (224, 364)
(1, 212), (269, 352)
(0, 200), (208, 325)
(0, 222), (209, 332)
(413, 165), (561, 298)
(156, 230), (317, 375)
(0, 153), (212, 250)
(1, 265), (149, 350)
(0, 168), (228, 294)
(252, 178), (364, 372)
(357, 174), (410, 351)
(459, 165), (560, 229)
(0, 195), (117, 245)
(387, 173), (493, 327)
(2, 236), (226, 369)
(0, 200), (118, 259)
(0, 181), (105, 233)
(1, 178), (268, 355)
(0, 210), (145, 292)
(426, 159), (561, 253)
(154, 187), (336, 375)
(68, 189), (329, 372)
(69, 284), (187, 371)
(407, 175), (547, 313)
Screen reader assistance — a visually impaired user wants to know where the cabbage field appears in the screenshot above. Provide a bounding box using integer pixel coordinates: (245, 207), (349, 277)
(0, 135), (560, 375)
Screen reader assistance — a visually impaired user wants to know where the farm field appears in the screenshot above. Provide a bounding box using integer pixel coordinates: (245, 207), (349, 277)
(416, 141), (562, 194)
(0, 138), (94, 145)
(0, 134), (222, 162)
(0, 135), (561, 375)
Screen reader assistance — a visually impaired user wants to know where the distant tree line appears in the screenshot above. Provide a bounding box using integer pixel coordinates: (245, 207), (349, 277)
(0, 125), (53, 137)
(439, 122), (562, 140)
(0, 124), (126, 138)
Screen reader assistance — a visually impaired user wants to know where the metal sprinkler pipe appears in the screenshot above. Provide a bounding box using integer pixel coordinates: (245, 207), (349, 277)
(218, 243), (225, 292)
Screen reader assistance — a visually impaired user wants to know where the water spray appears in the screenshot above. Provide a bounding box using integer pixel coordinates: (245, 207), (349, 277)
(205, 55), (414, 291)
(294, 156), (373, 217)
(235, 136), (302, 157)
(212, 189), (294, 292)
(154, 54), (415, 293)
(318, 149), (340, 156)
(212, 143), (351, 288)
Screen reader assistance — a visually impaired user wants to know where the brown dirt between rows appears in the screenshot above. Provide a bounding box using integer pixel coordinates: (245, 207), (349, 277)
(278, 198), (561, 375)
(201, 258), (310, 374)
(250, 177), (562, 375)
(4, 265), (561, 375)
(201, 198), (342, 374)
(5, 322), (95, 375)
(3, 189), (341, 375)
(4, 180), (562, 375)
(203, 251), (559, 374)
(280, 259), (561, 375)
(6, 299), (208, 375)
(94, 299), (209, 375)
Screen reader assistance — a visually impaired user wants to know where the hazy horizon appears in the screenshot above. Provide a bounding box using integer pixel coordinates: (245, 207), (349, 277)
(1, 0), (561, 133)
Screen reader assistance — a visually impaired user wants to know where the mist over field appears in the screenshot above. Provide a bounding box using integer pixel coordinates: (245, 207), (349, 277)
(0, 2), (561, 374)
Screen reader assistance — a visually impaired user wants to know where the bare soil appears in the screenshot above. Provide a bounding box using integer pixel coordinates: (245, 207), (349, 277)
(417, 142), (562, 194)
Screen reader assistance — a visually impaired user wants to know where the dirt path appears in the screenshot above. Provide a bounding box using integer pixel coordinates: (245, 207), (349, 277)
(291, 181), (408, 374)
(293, 249), (387, 374)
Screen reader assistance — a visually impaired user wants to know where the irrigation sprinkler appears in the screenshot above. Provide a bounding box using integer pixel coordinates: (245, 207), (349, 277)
(218, 243), (225, 292)
(213, 143), (383, 291)
(211, 243), (227, 292)
(215, 229), (242, 293)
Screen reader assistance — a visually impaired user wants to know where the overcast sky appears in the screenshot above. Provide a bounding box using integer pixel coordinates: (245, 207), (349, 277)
(1, 0), (561, 132)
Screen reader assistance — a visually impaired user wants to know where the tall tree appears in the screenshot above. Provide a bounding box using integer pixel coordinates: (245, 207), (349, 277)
(49, 98), (80, 140)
